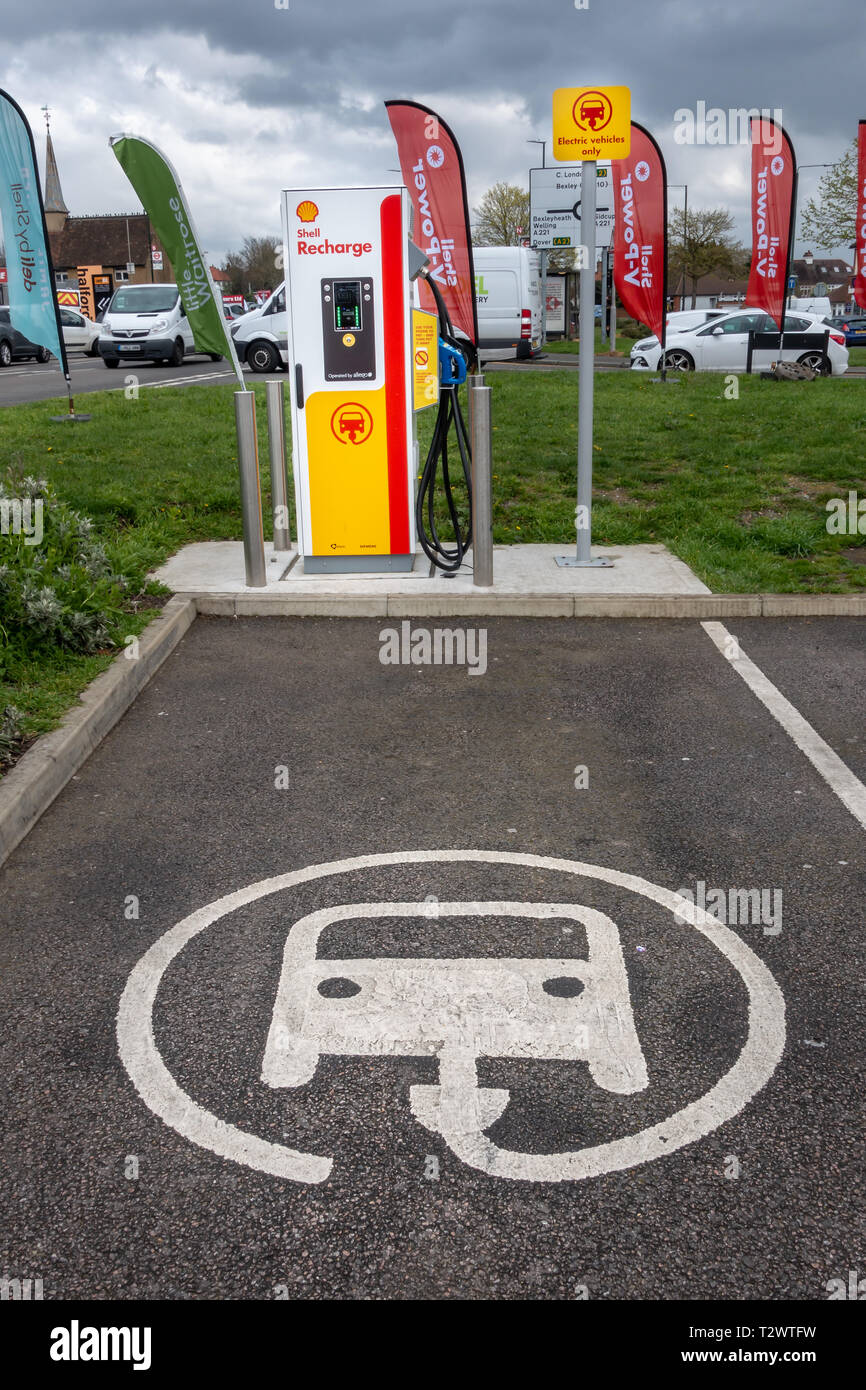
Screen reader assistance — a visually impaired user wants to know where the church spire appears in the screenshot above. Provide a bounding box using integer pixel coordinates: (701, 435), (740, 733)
(42, 107), (69, 219)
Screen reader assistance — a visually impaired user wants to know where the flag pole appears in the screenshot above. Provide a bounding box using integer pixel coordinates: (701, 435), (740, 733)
(0, 88), (88, 420)
(778, 120), (798, 368)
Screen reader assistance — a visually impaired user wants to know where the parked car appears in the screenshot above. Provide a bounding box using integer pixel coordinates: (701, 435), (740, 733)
(630, 307), (848, 376)
(222, 302), (248, 321)
(829, 314), (866, 347)
(0, 308), (52, 366)
(473, 247), (543, 360)
(230, 284), (287, 373)
(59, 306), (101, 355)
(99, 283), (223, 368)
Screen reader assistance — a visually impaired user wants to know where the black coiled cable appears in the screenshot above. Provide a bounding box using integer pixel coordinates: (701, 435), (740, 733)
(416, 272), (475, 573)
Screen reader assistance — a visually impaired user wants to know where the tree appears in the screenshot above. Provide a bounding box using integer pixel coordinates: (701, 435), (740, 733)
(547, 246), (577, 274)
(221, 235), (282, 295)
(472, 182), (530, 246)
(472, 181), (574, 271)
(800, 141), (857, 249)
(667, 207), (748, 308)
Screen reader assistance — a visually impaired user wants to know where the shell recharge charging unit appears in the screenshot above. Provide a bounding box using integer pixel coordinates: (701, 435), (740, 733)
(283, 186), (432, 573)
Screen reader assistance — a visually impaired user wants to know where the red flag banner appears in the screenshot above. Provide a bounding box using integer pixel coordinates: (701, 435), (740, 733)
(746, 117), (796, 329)
(611, 122), (667, 346)
(385, 100), (477, 345)
(855, 121), (866, 311)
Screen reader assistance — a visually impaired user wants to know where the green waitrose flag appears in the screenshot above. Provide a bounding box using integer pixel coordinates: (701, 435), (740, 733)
(109, 133), (244, 385)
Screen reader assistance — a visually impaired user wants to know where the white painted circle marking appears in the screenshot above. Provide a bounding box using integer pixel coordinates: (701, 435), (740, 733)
(116, 850), (786, 1184)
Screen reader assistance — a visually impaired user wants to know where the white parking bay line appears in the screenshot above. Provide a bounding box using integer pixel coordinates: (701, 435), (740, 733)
(702, 620), (866, 832)
(109, 371), (232, 392)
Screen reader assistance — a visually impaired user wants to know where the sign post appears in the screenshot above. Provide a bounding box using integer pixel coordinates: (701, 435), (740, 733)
(552, 86), (630, 569)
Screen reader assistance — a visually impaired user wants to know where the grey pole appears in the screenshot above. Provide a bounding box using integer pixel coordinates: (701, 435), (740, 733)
(609, 263), (617, 352)
(683, 184), (688, 307)
(471, 384), (493, 587)
(577, 163), (596, 562)
(600, 246), (608, 344)
(265, 379), (291, 551)
(539, 249), (548, 349)
(556, 160), (611, 569)
(466, 370), (485, 442)
(233, 390), (267, 587)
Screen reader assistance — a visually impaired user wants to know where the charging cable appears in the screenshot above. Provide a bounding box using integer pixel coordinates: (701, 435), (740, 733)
(415, 272), (476, 573)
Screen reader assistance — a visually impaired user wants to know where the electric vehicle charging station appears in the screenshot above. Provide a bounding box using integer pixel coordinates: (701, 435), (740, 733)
(282, 185), (419, 573)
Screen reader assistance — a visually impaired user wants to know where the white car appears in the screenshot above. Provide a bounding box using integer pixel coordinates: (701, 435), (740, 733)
(59, 306), (101, 355)
(630, 307), (849, 376)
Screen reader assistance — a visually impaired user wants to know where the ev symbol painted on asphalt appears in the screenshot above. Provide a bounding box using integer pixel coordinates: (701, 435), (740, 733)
(262, 900), (649, 1170)
(117, 851), (786, 1185)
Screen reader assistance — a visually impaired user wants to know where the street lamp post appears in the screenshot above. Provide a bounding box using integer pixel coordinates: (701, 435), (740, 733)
(668, 184), (688, 309)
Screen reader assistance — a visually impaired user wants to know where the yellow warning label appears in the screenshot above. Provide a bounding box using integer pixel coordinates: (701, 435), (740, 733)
(552, 86), (631, 161)
(412, 308), (439, 413)
(304, 388), (390, 555)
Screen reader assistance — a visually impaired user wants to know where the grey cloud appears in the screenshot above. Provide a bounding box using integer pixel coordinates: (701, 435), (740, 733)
(3, 0), (861, 259)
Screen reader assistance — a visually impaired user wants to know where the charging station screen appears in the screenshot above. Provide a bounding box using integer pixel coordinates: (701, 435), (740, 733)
(333, 281), (362, 331)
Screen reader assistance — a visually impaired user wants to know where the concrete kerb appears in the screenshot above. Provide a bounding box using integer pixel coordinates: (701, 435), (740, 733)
(2, 587), (866, 867)
(0, 596), (195, 868)
(193, 591), (866, 618)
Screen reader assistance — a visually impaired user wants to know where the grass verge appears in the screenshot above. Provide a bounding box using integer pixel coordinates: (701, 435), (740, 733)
(1, 368), (864, 770)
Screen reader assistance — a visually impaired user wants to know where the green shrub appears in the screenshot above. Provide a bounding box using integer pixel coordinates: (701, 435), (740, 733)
(0, 704), (23, 768)
(0, 464), (129, 661)
(618, 319), (650, 340)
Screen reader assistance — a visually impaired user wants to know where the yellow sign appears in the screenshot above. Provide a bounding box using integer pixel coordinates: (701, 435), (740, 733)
(412, 308), (439, 412)
(552, 86), (631, 161)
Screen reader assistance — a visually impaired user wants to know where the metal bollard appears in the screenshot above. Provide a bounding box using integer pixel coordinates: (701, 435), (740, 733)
(233, 390), (267, 587)
(470, 383), (493, 587)
(466, 371), (485, 441)
(265, 379), (291, 551)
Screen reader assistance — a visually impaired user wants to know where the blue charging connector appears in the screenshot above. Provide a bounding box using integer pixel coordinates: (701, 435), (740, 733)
(438, 338), (468, 386)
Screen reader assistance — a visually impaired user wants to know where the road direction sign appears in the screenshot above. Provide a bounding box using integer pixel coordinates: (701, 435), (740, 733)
(530, 165), (614, 249)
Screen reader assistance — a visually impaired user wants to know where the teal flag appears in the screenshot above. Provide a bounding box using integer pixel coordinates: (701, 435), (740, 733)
(109, 133), (244, 384)
(0, 88), (68, 377)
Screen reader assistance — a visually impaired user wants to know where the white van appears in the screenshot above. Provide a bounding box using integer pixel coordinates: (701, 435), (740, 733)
(230, 283), (287, 373)
(473, 247), (543, 361)
(98, 283), (223, 369)
(790, 295), (832, 320)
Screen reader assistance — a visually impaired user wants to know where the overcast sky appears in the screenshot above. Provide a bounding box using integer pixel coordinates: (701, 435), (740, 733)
(1, 0), (860, 263)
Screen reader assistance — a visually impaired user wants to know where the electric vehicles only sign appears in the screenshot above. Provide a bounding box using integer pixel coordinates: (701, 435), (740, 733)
(553, 86), (631, 162)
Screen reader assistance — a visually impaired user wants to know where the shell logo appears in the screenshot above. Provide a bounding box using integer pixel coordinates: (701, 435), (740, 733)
(296, 200), (319, 224)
